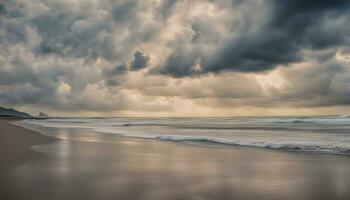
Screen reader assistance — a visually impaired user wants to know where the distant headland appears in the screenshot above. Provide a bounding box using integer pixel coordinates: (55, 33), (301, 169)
(0, 106), (50, 119)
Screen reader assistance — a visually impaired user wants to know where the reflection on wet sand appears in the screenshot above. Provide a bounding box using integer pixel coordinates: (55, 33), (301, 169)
(6, 126), (350, 200)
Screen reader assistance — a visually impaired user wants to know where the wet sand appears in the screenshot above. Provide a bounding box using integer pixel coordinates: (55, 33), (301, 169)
(0, 119), (56, 165)
(1, 120), (350, 200)
(0, 119), (56, 199)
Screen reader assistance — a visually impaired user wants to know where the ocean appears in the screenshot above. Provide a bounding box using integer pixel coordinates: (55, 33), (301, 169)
(6, 117), (350, 200)
(19, 116), (350, 155)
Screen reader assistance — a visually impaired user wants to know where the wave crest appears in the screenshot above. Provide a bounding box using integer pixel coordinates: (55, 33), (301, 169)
(155, 135), (350, 155)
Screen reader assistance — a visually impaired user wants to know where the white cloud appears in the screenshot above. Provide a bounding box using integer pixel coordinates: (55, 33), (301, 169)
(56, 80), (71, 96)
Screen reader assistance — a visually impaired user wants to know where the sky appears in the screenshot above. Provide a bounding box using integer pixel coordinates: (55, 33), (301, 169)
(1, 0), (350, 117)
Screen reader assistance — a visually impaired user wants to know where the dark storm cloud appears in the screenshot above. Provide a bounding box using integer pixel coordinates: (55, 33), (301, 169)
(130, 51), (150, 71)
(112, 1), (137, 21)
(0, 0), (153, 111)
(203, 30), (301, 73)
(160, 0), (350, 77)
(0, 4), (5, 15)
(1, 0), (350, 114)
(105, 63), (128, 76)
(103, 63), (128, 86)
(33, 13), (80, 55)
(158, 49), (200, 77)
(33, 11), (116, 60)
(0, 58), (58, 106)
(28, 0), (150, 62)
(272, 58), (350, 107)
(155, 0), (178, 22)
(269, 0), (350, 49)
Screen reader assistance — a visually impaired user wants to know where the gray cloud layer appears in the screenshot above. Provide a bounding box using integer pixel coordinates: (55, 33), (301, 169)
(160, 0), (350, 76)
(0, 0), (350, 116)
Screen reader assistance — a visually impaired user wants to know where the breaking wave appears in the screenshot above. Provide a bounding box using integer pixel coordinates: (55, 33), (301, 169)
(153, 135), (350, 155)
(21, 116), (350, 155)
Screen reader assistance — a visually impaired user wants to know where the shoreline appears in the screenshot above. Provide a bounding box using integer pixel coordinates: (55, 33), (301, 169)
(0, 119), (58, 199)
(2, 119), (350, 199)
(13, 119), (350, 158)
(0, 119), (57, 167)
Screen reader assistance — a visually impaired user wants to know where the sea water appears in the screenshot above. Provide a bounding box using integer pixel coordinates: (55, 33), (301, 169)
(21, 116), (350, 155)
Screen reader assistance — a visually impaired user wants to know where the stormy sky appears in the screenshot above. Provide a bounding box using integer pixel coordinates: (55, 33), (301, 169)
(1, 0), (350, 116)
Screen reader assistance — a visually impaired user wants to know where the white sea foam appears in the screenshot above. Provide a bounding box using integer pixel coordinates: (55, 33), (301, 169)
(154, 135), (350, 154)
(22, 116), (350, 155)
(262, 117), (350, 124)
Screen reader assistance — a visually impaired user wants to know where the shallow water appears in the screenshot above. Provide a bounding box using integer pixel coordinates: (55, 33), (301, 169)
(6, 125), (350, 200)
(21, 116), (350, 155)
